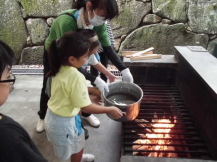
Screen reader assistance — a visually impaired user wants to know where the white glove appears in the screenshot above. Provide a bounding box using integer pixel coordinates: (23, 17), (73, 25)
(121, 68), (134, 83)
(94, 77), (109, 93)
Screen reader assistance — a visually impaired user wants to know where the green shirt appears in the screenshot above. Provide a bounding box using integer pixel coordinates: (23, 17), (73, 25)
(48, 66), (91, 117)
(45, 9), (111, 50)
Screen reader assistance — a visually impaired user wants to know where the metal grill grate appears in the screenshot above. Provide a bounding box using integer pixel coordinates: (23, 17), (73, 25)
(122, 84), (212, 160)
(12, 65), (122, 77)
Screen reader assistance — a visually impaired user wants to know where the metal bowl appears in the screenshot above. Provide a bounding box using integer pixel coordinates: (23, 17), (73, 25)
(102, 81), (143, 122)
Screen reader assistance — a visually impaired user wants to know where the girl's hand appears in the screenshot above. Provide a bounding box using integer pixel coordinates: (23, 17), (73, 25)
(88, 87), (101, 99)
(108, 106), (123, 119)
(107, 73), (116, 83)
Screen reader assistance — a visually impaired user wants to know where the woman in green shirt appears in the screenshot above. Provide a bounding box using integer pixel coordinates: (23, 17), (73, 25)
(37, 0), (133, 133)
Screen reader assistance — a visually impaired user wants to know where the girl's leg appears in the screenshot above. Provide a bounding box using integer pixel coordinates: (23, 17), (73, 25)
(71, 149), (95, 162)
(70, 149), (83, 162)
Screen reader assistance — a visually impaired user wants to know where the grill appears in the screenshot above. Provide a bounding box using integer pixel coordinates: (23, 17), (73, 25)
(121, 46), (217, 162)
(122, 84), (211, 160)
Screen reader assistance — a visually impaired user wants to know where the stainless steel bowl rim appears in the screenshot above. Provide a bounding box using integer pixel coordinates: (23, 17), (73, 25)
(102, 81), (143, 106)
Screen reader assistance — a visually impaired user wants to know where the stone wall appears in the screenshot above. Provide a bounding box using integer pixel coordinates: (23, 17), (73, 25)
(0, 0), (216, 64)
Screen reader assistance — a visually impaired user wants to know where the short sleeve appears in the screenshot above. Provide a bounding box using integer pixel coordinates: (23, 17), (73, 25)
(88, 54), (98, 65)
(69, 74), (91, 108)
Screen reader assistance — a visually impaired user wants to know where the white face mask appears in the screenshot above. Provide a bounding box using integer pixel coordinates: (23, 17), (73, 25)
(88, 10), (106, 26)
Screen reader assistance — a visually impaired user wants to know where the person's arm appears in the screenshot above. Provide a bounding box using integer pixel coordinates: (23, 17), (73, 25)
(81, 103), (123, 120)
(17, 139), (48, 162)
(92, 63), (116, 83)
(102, 46), (126, 71)
(3, 124), (47, 162)
(94, 22), (126, 71)
(103, 46), (134, 83)
(78, 67), (109, 92)
(94, 24), (134, 82)
(77, 67), (96, 83)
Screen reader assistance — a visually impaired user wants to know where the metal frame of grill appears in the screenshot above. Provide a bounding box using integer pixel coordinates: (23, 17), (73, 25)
(122, 84), (212, 160)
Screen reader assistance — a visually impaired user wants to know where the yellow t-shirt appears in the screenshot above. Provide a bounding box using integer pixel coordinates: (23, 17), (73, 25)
(48, 66), (91, 117)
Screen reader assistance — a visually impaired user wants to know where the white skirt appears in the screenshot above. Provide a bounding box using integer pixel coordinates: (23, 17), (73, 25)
(45, 109), (85, 160)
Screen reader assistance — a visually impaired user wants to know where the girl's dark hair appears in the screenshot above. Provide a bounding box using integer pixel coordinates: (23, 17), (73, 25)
(77, 29), (99, 52)
(73, 0), (119, 20)
(0, 40), (14, 79)
(47, 31), (90, 77)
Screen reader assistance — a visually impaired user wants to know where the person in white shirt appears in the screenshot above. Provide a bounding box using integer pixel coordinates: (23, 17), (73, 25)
(79, 29), (116, 127)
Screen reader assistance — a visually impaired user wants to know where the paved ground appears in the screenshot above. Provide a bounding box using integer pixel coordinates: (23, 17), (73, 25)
(1, 75), (122, 162)
(2, 75), (216, 162)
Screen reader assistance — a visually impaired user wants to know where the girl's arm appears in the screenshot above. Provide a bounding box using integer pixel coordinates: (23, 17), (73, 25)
(78, 67), (109, 92)
(81, 103), (123, 120)
(92, 63), (116, 83)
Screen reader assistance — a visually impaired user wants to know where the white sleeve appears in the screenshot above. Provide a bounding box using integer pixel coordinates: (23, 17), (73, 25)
(88, 55), (98, 66)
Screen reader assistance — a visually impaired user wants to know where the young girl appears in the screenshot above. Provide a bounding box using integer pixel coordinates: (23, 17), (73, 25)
(0, 40), (47, 162)
(44, 32), (123, 162)
(78, 29), (116, 127)
(78, 29), (116, 89)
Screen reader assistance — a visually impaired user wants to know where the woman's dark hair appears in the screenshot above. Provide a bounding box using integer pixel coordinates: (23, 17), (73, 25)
(47, 31), (90, 77)
(73, 0), (119, 19)
(0, 40), (14, 79)
(77, 29), (99, 52)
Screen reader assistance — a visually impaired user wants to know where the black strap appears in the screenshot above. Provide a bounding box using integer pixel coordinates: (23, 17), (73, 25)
(59, 12), (76, 22)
